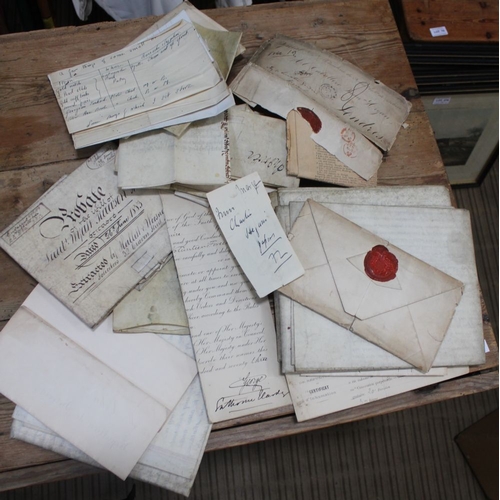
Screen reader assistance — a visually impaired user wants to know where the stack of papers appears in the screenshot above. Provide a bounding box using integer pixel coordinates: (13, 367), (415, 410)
(49, 3), (240, 149)
(273, 186), (484, 420)
(231, 34), (412, 185)
(0, 10), (487, 496)
(0, 285), (198, 481)
(116, 104), (299, 191)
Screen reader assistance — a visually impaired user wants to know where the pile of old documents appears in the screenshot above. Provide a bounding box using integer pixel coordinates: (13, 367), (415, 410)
(0, 2), (485, 497)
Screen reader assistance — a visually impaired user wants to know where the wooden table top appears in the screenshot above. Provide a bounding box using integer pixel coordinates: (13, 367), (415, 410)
(0, 0), (498, 491)
(400, 0), (499, 43)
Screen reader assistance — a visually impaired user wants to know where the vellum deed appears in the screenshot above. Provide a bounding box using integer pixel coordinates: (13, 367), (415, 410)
(162, 194), (291, 423)
(0, 145), (170, 327)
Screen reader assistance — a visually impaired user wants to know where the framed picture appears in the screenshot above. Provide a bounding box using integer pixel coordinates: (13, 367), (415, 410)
(422, 93), (499, 185)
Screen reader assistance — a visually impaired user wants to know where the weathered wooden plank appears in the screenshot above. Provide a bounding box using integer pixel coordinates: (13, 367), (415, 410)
(0, 460), (100, 493)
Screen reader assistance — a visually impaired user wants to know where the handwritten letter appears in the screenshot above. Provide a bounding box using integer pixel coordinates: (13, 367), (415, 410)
(162, 194), (291, 423)
(207, 173), (304, 297)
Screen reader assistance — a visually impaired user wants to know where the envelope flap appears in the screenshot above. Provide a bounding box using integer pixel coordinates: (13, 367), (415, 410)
(308, 200), (463, 320)
(287, 200), (328, 270)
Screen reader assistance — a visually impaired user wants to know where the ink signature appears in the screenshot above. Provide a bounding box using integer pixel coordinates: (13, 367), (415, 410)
(214, 373), (289, 412)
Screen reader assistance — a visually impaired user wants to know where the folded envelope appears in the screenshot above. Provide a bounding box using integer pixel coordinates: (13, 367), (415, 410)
(279, 199), (464, 372)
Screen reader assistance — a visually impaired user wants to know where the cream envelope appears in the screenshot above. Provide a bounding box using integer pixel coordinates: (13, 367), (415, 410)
(279, 199), (464, 372)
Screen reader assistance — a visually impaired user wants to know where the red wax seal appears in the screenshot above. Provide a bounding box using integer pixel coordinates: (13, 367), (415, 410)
(297, 107), (322, 133)
(364, 245), (398, 282)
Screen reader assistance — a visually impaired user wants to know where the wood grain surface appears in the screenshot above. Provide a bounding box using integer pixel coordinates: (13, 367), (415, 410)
(400, 0), (499, 42)
(0, 0), (497, 490)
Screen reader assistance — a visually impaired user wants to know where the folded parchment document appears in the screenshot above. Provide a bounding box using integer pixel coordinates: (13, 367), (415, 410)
(113, 256), (190, 334)
(0, 145), (171, 327)
(10, 334), (210, 496)
(231, 35), (411, 181)
(117, 105), (299, 190)
(274, 187), (484, 375)
(286, 109), (378, 187)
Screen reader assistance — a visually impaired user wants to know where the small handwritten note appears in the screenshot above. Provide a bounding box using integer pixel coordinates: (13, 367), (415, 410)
(162, 193), (291, 423)
(207, 173), (304, 297)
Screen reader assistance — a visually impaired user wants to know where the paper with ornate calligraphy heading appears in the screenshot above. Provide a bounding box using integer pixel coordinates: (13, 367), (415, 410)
(0, 145), (170, 327)
(230, 35), (411, 181)
(162, 193), (291, 423)
(207, 173), (304, 298)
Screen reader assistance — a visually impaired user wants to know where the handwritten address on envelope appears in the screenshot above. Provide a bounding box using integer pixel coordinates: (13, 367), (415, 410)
(207, 172), (304, 297)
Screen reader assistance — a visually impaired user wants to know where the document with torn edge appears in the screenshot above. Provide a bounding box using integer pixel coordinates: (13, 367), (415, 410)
(162, 193), (291, 423)
(113, 256), (189, 334)
(207, 172), (304, 298)
(0, 145), (171, 327)
(138, 1), (245, 81)
(286, 109), (377, 187)
(279, 200), (464, 373)
(49, 14), (232, 148)
(230, 35), (411, 181)
(117, 105), (298, 190)
(11, 335), (211, 497)
(0, 307), (168, 480)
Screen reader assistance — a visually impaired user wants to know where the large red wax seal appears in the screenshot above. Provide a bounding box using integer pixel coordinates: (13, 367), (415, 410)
(364, 245), (398, 282)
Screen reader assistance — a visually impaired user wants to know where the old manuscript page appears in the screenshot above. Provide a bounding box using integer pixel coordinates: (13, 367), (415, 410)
(207, 173), (304, 297)
(231, 35), (411, 180)
(0, 145), (170, 327)
(162, 193), (291, 423)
